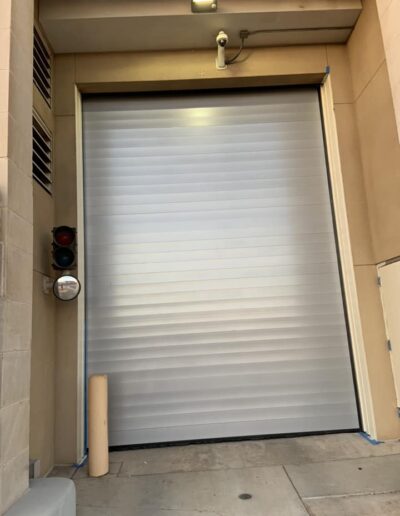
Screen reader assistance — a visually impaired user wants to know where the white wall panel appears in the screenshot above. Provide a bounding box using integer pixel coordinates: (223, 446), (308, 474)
(83, 88), (359, 446)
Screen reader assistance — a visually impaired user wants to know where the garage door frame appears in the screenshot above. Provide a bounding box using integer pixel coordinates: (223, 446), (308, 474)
(74, 74), (375, 456)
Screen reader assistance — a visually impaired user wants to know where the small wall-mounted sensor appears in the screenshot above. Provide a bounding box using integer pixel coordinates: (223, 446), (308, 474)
(29, 459), (41, 479)
(191, 0), (217, 13)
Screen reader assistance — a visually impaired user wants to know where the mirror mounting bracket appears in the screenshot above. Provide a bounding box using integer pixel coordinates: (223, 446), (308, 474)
(42, 275), (54, 295)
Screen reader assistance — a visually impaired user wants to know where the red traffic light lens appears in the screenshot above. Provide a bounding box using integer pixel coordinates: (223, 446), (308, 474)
(54, 226), (75, 246)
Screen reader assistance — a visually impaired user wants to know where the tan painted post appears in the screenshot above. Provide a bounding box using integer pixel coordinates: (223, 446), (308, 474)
(88, 374), (109, 477)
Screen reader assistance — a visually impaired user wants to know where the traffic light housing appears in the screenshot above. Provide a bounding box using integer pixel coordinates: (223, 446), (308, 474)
(52, 226), (77, 270)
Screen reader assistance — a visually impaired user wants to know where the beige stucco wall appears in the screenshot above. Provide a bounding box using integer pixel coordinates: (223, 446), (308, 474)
(345, 0), (400, 438)
(349, 0), (400, 265)
(50, 20), (400, 462)
(376, 0), (400, 142)
(0, 0), (34, 512)
(29, 20), (57, 478)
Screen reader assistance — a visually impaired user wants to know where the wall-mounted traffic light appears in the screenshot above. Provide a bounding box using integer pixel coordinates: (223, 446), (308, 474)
(52, 226), (77, 270)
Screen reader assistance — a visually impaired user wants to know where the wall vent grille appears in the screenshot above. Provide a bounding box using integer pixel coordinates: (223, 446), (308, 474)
(32, 113), (53, 194)
(33, 27), (51, 106)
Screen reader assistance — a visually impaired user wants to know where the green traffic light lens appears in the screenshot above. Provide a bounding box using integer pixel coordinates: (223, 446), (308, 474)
(54, 248), (74, 268)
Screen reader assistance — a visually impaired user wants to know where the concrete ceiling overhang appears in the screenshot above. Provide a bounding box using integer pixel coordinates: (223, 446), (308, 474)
(39, 0), (362, 54)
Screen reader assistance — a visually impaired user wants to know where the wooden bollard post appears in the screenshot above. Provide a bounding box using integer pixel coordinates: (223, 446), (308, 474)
(88, 374), (109, 477)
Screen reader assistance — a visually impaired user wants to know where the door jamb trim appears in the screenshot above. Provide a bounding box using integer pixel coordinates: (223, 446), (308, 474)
(75, 76), (377, 448)
(320, 76), (376, 438)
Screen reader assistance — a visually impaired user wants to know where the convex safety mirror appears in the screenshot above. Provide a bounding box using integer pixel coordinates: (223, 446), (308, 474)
(53, 275), (81, 301)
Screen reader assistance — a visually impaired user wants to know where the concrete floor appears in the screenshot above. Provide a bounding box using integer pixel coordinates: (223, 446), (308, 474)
(52, 433), (400, 515)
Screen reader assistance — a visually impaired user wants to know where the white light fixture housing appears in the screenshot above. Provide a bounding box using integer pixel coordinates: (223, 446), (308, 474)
(216, 30), (228, 69)
(191, 0), (217, 13)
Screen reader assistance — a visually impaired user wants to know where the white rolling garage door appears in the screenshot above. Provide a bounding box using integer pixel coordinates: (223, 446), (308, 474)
(83, 88), (359, 446)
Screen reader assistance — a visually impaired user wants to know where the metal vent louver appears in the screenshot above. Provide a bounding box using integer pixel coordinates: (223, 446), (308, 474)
(32, 113), (52, 193)
(33, 27), (51, 105)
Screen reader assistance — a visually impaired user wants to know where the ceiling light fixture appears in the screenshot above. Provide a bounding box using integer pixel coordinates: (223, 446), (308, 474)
(191, 0), (217, 13)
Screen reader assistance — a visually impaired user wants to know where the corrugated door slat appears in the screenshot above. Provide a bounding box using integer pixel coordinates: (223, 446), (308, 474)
(83, 88), (359, 446)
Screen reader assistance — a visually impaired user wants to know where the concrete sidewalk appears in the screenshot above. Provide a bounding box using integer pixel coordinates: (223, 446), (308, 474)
(52, 433), (400, 515)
